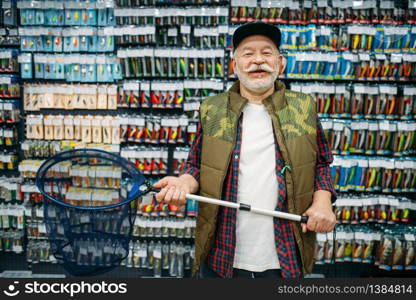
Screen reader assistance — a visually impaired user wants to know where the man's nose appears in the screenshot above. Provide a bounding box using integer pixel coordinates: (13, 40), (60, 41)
(252, 54), (265, 64)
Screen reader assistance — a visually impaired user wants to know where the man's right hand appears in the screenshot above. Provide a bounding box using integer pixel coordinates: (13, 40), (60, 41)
(153, 175), (198, 207)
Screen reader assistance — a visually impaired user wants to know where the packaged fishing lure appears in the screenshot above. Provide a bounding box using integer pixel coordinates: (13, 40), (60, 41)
(362, 231), (378, 264)
(314, 233), (327, 265)
(377, 230), (394, 270)
(404, 234), (416, 270)
(335, 228), (346, 263)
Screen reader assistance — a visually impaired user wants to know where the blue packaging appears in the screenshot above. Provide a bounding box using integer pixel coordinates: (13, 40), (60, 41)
(107, 8), (116, 26)
(53, 35), (63, 52)
(35, 9), (45, 25)
(97, 9), (107, 26)
(19, 53), (33, 79)
(43, 35), (53, 52)
(34, 57), (44, 79)
(84, 9), (97, 26)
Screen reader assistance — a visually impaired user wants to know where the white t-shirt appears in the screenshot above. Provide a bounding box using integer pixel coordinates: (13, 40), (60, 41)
(233, 102), (280, 272)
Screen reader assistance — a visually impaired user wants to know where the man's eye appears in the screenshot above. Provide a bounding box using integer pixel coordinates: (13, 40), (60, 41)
(263, 52), (272, 56)
(243, 53), (253, 57)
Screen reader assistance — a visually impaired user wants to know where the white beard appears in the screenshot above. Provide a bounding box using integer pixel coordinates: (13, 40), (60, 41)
(235, 64), (278, 94)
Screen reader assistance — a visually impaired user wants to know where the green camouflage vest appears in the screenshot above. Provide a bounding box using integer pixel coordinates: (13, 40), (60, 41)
(193, 80), (317, 276)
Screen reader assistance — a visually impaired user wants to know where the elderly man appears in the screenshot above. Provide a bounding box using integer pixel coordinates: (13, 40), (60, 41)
(154, 22), (337, 278)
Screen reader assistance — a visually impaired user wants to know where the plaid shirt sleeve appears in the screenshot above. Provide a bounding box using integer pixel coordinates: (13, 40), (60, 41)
(314, 117), (337, 203)
(179, 121), (202, 182)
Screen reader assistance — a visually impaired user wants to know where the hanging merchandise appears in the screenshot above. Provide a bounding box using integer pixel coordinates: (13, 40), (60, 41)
(321, 119), (351, 155)
(402, 86), (416, 120)
(228, 0), (416, 26)
(315, 25), (346, 51)
(118, 47), (225, 79)
(114, 6), (228, 26)
(173, 147), (190, 176)
(193, 26), (228, 49)
(183, 79), (224, 112)
(321, 119), (416, 157)
(149, 82), (184, 109)
(0, 177), (22, 203)
(315, 225), (416, 270)
(291, 83), (352, 118)
(0, 99), (20, 124)
(18, 1), (115, 27)
(20, 54), (122, 82)
(131, 217), (195, 237)
(18, 27), (111, 53)
(0, 49), (18, 73)
(26, 240), (56, 264)
(18, 53), (32, 79)
(23, 84), (118, 111)
(0, 151), (18, 171)
(118, 81), (190, 109)
(122, 239), (195, 278)
(352, 85), (396, 119)
(25, 114), (120, 145)
(21, 140), (61, 159)
(0, 127), (18, 147)
(120, 146), (168, 176)
(0, 230), (25, 253)
(0, 27), (19, 47)
(286, 51), (339, 80)
(331, 156), (416, 193)
(119, 114), (189, 145)
(114, 26), (156, 47)
(280, 25), (317, 50)
(333, 195), (415, 225)
(298, 82), (414, 121)
(284, 51), (416, 81)
(0, 75), (20, 98)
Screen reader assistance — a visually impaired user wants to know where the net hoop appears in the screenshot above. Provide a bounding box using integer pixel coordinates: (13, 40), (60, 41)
(35, 148), (147, 211)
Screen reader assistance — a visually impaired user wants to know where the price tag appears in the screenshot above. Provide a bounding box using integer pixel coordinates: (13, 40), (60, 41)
(138, 249), (147, 258)
(404, 234), (416, 241)
(180, 25), (191, 34)
(38, 224), (47, 233)
(153, 249), (162, 259)
(168, 28), (178, 37)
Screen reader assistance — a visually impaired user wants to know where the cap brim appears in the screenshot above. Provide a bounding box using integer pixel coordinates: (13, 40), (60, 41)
(233, 22), (281, 50)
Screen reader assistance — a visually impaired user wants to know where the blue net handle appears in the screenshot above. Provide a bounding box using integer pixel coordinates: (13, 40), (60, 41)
(35, 148), (147, 211)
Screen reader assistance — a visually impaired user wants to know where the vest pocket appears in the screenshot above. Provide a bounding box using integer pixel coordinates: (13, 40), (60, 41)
(293, 161), (316, 196)
(201, 134), (233, 172)
(200, 164), (224, 199)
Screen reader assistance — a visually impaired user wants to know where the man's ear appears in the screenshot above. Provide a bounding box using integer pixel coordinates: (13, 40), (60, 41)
(231, 56), (237, 76)
(278, 55), (287, 75)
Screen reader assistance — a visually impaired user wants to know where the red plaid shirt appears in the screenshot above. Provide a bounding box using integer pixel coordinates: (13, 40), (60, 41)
(181, 113), (337, 278)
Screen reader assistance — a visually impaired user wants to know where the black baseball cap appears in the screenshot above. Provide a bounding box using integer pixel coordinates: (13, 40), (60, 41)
(232, 21), (281, 51)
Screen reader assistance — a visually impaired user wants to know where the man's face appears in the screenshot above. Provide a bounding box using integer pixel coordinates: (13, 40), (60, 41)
(233, 35), (282, 94)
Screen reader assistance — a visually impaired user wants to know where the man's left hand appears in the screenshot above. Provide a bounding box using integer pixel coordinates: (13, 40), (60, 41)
(301, 190), (337, 233)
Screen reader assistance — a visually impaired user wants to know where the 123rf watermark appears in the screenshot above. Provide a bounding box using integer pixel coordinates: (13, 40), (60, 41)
(277, 283), (414, 296)
(3, 281), (127, 297)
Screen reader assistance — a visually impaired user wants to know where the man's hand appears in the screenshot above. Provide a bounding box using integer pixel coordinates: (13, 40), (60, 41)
(153, 174), (198, 207)
(301, 190), (337, 233)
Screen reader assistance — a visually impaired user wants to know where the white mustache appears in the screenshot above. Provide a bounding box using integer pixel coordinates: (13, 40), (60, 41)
(243, 64), (275, 73)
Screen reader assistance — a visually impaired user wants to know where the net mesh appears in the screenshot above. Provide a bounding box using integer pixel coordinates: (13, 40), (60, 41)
(36, 149), (145, 276)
